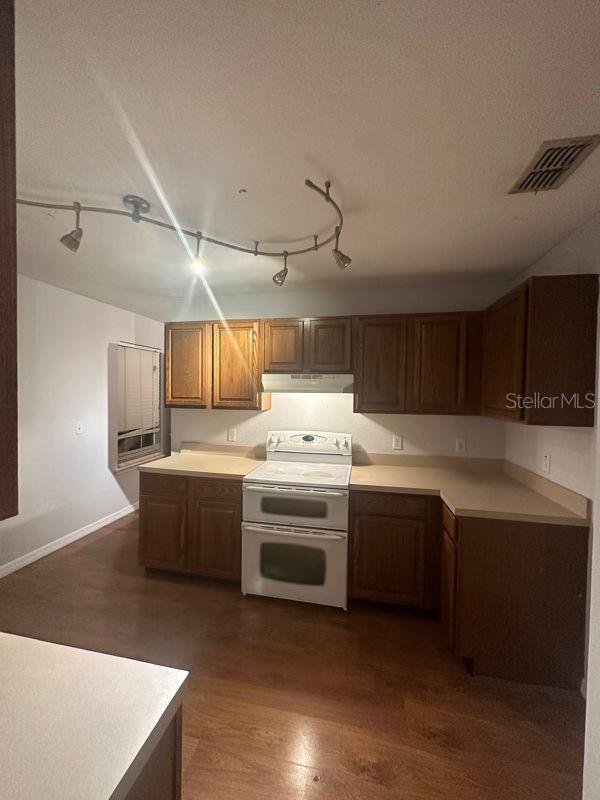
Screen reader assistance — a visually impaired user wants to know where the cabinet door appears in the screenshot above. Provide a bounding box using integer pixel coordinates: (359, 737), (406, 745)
(139, 494), (186, 571)
(165, 322), (211, 408)
(354, 317), (407, 412)
(187, 499), (241, 580)
(213, 320), (268, 409)
(481, 285), (527, 420)
(409, 314), (467, 413)
(350, 513), (425, 605)
(441, 527), (457, 651)
(305, 317), (352, 373)
(524, 275), (598, 426)
(262, 319), (304, 372)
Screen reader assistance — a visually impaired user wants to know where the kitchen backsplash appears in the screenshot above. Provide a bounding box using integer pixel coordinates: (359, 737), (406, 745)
(170, 393), (505, 459)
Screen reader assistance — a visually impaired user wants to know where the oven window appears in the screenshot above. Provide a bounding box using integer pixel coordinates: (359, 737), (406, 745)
(260, 543), (326, 585)
(260, 496), (327, 518)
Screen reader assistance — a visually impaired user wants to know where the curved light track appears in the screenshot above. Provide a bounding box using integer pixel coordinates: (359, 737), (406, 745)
(16, 178), (345, 259)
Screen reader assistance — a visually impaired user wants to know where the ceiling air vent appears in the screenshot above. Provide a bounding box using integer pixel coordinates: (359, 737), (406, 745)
(509, 135), (600, 194)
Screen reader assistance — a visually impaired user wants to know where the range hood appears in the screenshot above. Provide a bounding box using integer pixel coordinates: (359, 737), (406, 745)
(261, 373), (354, 394)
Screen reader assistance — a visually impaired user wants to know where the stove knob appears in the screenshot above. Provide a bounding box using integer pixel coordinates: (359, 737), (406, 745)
(343, 438), (350, 449)
(267, 435), (275, 446)
(334, 438), (340, 448)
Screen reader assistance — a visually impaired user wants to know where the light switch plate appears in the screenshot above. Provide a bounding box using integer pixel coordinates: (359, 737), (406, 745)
(392, 435), (403, 450)
(455, 438), (466, 455)
(75, 421), (83, 435)
(227, 428), (237, 442)
(542, 453), (551, 473)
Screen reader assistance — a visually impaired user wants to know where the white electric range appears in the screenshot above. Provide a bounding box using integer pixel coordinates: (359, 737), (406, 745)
(241, 430), (352, 609)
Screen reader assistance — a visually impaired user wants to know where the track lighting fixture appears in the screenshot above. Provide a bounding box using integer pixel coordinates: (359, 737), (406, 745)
(59, 202), (83, 252)
(123, 194), (151, 223)
(191, 231), (204, 275)
(273, 251), (289, 287)
(19, 178), (353, 285)
(332, 226), (351, 270)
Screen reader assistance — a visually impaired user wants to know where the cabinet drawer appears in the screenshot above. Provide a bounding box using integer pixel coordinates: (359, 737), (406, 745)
(189, 478), (242, 503)
(140, 472), (188, 496)
(442, 503), (457, 541)
(351, 491), (428, 519)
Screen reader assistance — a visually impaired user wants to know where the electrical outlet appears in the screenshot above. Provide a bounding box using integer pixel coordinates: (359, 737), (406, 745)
(227, 428), (237, 443)
(542, 453), (551, 473)
(392, 435), (403, 450)
(75, 421), (84, 435)
(455, 438), (466, 455)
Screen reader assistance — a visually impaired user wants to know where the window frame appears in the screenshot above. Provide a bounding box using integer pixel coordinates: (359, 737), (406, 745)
(108, 342), (165, 473)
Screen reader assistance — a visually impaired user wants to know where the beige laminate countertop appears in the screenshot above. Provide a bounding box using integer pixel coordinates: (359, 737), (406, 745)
(0, 633), (188, 800)
(139, 452), (264, 479)
(139, 452), (589, 527)
(349, 464), (589, 526)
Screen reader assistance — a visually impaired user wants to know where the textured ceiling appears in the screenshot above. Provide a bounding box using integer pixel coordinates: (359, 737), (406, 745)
(15, 0), (600, 316)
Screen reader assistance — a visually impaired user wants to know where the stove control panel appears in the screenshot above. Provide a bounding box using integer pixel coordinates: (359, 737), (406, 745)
(266, 430), (352, 457)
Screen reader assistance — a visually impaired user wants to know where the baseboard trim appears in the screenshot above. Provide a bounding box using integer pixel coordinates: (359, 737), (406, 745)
(0, 503), (139, 580)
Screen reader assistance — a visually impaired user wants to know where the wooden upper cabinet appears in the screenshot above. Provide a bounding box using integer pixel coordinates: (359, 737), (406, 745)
(354, 317), (407, 412)
(262, 316), (352, 374)
(524, 275), (598, 426)
(408, 314), (467, 413)
(165, 322), (212, 408)
(305, 317), (352, 373)
(213, 320), (270, 410)
(482, 275), (598, 425)
(481, 285), (527, 421)
(262, 319), (304, 372)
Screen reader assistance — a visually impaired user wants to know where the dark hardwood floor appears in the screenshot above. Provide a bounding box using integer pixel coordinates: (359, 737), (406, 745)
(0, 512), (585, 800)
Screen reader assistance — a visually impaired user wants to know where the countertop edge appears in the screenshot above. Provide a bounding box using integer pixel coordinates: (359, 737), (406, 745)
(109, 678), (188, 800)
(139, 465), (252, 479)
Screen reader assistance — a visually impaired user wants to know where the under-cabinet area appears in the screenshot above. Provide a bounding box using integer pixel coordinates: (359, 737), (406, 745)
(164, 273), (598, 425)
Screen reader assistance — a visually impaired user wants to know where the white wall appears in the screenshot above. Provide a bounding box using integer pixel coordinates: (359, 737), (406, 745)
(172, 394), (505, 460)
(0, 275), (164, 570)
(505, 423), (596, 498)
(167, 278), (512, 321)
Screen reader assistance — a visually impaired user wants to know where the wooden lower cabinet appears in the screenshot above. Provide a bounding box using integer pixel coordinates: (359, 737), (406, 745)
(442, 504), (588, 689)
(349, 491), (440, 609)
(139, 473), (241, 582)
(139, 494), (187, 572)
(351, 514), (425, 605)
(126, 710), (182, 800)
(440, 522), (457, 651)
(187, 499), (241, 580)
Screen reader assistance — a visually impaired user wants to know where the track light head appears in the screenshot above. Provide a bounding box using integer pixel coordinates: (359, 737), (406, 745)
(59, 202), (83, 252)
(60, 227), (83, 252)
(332, 225), (351, 269)
(333, 249), (351, 269)
(273, 250), (289, 286)
(272, 267), (288, 286)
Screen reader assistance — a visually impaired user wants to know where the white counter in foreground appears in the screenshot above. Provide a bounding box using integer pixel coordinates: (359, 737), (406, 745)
(0, 633), (188, 800)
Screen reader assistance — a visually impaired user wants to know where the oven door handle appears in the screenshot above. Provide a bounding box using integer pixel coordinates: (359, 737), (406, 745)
(243, 485), (347, 498)
(242, 525), (346, 542)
